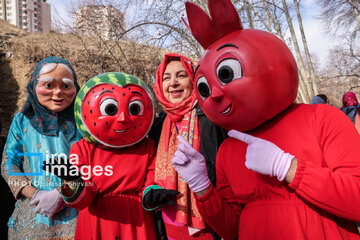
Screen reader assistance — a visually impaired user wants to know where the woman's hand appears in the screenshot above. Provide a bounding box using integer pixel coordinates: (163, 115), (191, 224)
(29, 189), (65, 218)
(21, 185), (38, 200)
(228, 130), (295, 182)
(172, 136), (211, 194)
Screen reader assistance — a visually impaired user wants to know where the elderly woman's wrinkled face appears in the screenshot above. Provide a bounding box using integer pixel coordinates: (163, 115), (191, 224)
(35, 64), (76, 112)
(162, 61), (193, 104)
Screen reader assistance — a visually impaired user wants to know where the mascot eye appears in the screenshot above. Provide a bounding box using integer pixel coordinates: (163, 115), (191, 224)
(129, 100), (144, 116)
(216, 58), (242, 85)
(100, 98), (118, 116)
(196, 77), (211, 101)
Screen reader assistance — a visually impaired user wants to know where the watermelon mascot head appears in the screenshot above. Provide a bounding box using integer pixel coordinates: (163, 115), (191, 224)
(74, 72), (155, 148)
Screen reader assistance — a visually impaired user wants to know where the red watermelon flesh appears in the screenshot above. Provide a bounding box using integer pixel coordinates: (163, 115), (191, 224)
(82, 83), (153, 147)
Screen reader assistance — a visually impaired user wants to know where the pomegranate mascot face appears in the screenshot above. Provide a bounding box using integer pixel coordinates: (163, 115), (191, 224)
(184, 0), (299, 132)
(74, 72), (154, 148)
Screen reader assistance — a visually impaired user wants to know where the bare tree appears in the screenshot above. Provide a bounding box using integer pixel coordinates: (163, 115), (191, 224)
(317, 0), (360, 95)
(317, 0), (360, 38)
(53, 0), (323, 103)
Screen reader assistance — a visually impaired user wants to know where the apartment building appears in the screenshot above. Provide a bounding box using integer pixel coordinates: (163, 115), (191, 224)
(0, 0), (51, 34)
(76, 5), (125, 40)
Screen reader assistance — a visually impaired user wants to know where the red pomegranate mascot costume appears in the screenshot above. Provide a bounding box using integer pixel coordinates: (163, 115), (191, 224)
(172, 0), (360, 239)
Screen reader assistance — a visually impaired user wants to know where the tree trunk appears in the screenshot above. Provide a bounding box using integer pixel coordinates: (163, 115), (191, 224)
(294, 0), (318, 95)
(243, 0), (255, 28)
(281, 0), (313, 103)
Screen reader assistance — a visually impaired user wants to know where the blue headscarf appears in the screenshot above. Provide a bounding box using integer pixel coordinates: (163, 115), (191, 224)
(22, 56), (80, 140)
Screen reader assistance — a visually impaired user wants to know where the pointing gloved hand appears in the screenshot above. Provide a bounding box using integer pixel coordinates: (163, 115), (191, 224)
(29, 189), (64, 218)
(228, 130), (294, 181)
(172, 136), (211, 193)
(143, 188), (180, 209)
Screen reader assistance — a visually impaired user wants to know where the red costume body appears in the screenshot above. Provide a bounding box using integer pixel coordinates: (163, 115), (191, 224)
(67, 138), (156, 240)
(196, 104), (360, 239)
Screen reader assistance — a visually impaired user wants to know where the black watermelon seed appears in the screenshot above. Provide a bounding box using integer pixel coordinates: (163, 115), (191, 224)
(90, 110), (92, 114)
(94, 122), (96, 126)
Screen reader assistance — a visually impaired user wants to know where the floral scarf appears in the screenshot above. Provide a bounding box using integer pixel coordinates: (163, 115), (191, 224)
(22, 56), (80, 140)
(153, 53), (205, 229)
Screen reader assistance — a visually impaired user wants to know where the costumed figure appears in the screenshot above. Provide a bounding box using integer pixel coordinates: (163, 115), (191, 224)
(1, 56), (81, 239)
(44, 72), (178, 240)
(172, 0), (360, 239)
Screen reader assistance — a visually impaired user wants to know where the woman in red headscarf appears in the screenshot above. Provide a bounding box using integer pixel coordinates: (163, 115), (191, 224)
(150, 53), (217, 239)
(341, 92), (360, 133)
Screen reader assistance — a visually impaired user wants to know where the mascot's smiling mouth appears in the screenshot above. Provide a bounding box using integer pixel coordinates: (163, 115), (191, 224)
(113, 129), (128, 133)
(221, 103), (232, 114)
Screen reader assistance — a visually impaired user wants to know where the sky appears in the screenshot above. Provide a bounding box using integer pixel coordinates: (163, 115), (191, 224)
(46, 0), (337, 67)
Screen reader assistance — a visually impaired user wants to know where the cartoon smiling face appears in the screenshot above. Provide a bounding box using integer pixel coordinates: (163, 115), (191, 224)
(75, 73), (154, 148)
(194, 30), (298, 132)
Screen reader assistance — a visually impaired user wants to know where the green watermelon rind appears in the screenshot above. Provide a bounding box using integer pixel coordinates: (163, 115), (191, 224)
(74, 72), (155, 147)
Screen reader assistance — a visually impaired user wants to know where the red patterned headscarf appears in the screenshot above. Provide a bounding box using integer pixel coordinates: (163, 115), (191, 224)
(153, 53), (197, 122)
(342, 92), (359, 107)
(154, 54), (206, 230)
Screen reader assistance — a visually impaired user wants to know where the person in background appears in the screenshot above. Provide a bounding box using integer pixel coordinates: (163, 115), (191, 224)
(1, 56), (81, 239)
(341, 92), (360, 123)
(149, 53), (226, 239)
(310, 94), (328, 104)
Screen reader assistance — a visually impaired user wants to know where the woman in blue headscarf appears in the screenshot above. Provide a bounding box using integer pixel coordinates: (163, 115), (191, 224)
(1, 56), (82, 239)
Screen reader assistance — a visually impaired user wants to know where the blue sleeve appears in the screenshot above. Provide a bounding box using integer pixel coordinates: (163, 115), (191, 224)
(1, 113), (31, 198)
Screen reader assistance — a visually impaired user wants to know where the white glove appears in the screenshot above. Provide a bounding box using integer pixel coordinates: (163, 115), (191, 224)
(228, 130), (294, 181)
(172, 136), (211, 192)
(29, 189), (65, 218)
